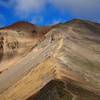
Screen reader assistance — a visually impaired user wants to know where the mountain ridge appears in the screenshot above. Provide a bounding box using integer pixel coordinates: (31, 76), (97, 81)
(0, 19), (100, 100)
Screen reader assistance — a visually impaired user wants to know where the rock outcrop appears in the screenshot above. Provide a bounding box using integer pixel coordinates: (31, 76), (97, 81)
(0, 19), (100, 100)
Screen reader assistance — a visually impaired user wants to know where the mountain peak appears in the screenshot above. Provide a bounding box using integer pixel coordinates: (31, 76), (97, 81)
(6, 21), (36, 32)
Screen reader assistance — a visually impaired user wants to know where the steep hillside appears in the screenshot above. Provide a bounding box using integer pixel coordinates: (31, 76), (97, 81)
(0, 22), (51, 72)
(0, 19), (100, 100)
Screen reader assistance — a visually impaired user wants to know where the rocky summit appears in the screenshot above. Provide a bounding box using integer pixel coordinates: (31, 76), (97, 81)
(0, 19), (100, 100)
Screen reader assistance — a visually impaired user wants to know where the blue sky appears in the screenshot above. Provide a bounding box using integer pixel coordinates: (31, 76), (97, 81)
(0, 0), (100, 27)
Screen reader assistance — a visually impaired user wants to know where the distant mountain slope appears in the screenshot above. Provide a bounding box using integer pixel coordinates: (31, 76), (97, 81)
(1, 21), (51, 37)
(0, 19), (100, 100)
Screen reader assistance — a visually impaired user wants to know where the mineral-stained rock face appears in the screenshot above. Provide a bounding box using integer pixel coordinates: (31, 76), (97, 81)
(0, 19), (100, 100)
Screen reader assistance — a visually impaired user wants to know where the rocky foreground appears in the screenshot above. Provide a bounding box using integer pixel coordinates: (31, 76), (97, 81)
(0, 19), (100, 100)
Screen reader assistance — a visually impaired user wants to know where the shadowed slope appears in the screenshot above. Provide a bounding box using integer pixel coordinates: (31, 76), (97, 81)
(27, 80), (100, 100)
(27, 80), (73, 100)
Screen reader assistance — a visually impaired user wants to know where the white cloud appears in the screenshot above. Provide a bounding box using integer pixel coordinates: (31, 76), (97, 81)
(50, 0), (100, 16)
(31, 16), (44, 25)
(0, 0), (47, 18)
(0, 0), (100, 21)
(49, 19), (64, 26)
(13, 0), (100, 19)
(10, 0), (47, 18)
(50, 20), (61, 25)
